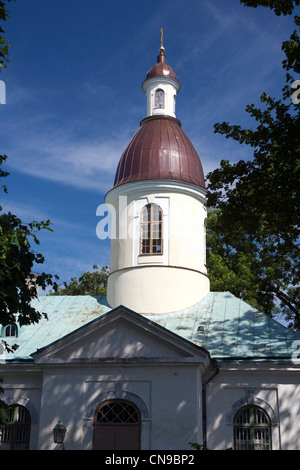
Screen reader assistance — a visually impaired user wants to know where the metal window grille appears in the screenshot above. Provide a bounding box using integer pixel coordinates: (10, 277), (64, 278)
(96, 401), (140, 424)
(0, 405), (31, 450)
(234, 405), (271, 450)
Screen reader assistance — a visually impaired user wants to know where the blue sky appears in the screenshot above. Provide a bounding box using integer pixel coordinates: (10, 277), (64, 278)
(0, 0), (296, 290)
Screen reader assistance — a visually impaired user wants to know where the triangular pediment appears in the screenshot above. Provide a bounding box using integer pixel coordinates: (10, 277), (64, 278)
(32, 306), (211, 365)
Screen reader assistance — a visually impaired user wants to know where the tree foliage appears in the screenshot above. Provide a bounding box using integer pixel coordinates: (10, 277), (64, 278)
(240, 0), (300, 16)
(206, 1), (300, 328)
(0, 156), (59, 326)
(52, 264), (109, 296)
(206, 209), (298, 319)
(0, 0), (13, 70)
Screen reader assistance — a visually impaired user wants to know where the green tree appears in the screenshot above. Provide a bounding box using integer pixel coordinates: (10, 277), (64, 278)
(206, 1), (300, 327)
(0, 0), (13, 69)
(206, 209), (295, 318)
(0, 156), (59, 326)
(52, 264), (109, 296)
(240, 0), (300, 16)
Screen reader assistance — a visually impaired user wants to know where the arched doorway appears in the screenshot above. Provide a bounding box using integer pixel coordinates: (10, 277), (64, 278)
(0, 405), (31, 450)
(93, 399), (141, 450)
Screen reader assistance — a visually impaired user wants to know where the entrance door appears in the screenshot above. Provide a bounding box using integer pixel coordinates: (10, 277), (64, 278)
(93, 399), (141, 450)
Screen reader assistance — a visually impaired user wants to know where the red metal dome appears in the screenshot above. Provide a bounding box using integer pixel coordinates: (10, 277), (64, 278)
(145, 50), (179, 83)
(113, 116), (206, 189)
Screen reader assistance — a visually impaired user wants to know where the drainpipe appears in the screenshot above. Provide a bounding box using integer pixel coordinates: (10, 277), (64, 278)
(202, 359), (219, 449)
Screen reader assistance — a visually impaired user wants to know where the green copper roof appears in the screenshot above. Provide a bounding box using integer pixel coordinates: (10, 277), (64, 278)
(0, 295), (110, 361)
(150, 292), (300, 361)
(1, 292), (299, 363)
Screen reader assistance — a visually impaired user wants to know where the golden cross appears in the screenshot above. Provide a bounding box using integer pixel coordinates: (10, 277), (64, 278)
(160, 28), (164, 50)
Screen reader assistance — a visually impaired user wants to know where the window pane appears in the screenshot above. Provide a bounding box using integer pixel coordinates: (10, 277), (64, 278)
(152, 204), (161, 221)
(141, 223), (150, 239)
(236, 407), (250, 424)
(97, 401), (139, 424)
(141, 206), (150, 222)
(152, 239), (162, 254)
(254, 428), (270, 450)
(254, 408), (268, 424)
(151, 223), (160, 239)
(155, 90), (164, 109)
(139, 204), (163, 255)
(5, 325), (17, 337)
(141, 239), (150, 254)
(235, 427), (251, 450)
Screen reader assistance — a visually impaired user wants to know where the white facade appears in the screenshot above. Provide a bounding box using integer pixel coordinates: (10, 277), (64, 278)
(206, 363), (300, 450)
(0, 307), (212, 450)
(2, 305), (300, 450)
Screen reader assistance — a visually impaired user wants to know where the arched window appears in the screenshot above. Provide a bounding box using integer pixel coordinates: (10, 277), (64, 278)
(0, 405), (31, 450)
(93, 399), (141, 450)
(234, 405), (271, 450)
(4, 324), (17, 337)
(154, 89), (165, 109)
(140, 204), (163, 255)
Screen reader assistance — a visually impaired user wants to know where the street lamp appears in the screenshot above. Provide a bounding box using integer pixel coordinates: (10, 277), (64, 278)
(53, 420), (67, 449)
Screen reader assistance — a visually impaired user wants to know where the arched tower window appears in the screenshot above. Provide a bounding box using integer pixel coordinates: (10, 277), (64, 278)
(140, 203), (163, 255)
(234, 405), (272, 450)
(154, 89), (165, 109)
(0, 405), (31, 450)
(93, 399), (141, 450)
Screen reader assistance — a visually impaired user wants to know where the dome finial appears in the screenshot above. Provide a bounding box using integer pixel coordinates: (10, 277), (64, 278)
(160, 28), (165, 53)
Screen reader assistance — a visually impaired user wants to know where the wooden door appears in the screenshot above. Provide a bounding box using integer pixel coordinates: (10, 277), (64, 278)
(93, 399), (141, 450)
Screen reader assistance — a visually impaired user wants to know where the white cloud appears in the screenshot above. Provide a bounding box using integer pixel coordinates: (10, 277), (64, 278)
(5, 126), (128, 193)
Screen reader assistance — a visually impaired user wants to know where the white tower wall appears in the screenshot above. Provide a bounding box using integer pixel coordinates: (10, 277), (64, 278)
(105, 181), (210, 314)
(142, 76), (180, 119)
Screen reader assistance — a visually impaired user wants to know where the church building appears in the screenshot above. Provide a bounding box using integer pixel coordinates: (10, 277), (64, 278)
(1, 38), (300, 451)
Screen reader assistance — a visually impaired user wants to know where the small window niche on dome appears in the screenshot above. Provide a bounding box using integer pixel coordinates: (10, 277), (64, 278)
(4, 324), (18, 338)
(154, 89), (165, 109)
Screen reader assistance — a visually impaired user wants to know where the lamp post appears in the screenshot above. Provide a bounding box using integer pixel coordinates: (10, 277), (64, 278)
(53, 420), (67, 450)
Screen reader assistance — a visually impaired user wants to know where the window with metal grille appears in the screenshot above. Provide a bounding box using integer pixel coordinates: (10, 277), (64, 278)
(140, 204), (163, 255)
(234, 405), (271, 450)
(0, 405), (31, 450)
(96, 401), (139, 424)
(154, 89), (165, 109)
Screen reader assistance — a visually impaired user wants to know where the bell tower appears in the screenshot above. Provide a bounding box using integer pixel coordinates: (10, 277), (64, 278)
(105, 34), (210, 314)
(142, 29), (180, 119)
